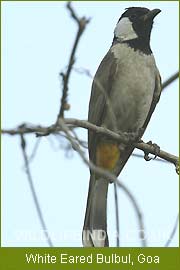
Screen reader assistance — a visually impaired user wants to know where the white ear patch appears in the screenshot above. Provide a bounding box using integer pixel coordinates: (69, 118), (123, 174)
(114, 17), (138, 41)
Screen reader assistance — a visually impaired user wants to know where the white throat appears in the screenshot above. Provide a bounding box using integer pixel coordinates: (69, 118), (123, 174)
(114, 17), (138, 41)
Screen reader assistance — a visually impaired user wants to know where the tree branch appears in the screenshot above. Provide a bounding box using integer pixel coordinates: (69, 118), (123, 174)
(165, 214), (179, 247)
(58, 2), (90, 118)
(20, 135), (53, 247)
(1, 118), (178, 171)
(63, 119), (179, 169)
(116, 180), (147, 247)
(114, 182), (120, 247)
(162, 72), (179, 90)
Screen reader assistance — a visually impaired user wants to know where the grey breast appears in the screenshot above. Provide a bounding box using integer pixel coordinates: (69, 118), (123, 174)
(103, 43), (157, 133)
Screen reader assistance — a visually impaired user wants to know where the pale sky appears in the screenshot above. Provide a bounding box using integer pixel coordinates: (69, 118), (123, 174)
(2, 1), (179, 247)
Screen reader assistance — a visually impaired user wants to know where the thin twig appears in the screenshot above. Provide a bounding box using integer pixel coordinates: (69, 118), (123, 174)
(1, 118), (178, 169)
(28, 137), (41, 163)
(71, 129), (88, 149)
(114, 182), (120, 247)
(165, 214), (179, 247)
(116, 180), (147, 247)
(58, 2), (90, 118)
(20, 134), (53, 247)
(162, 72), (179, 90)
(63, 119), (179, 168)
(132, 153), (168, 163)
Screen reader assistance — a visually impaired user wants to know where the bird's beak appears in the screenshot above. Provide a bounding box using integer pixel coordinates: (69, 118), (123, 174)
(142, 9), (161, 22)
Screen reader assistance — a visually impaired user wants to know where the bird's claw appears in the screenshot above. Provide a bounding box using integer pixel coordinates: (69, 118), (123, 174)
(144, 141), (160, 161)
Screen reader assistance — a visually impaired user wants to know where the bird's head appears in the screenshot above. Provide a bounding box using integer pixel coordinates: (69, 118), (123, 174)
(114, 7), (161, 43)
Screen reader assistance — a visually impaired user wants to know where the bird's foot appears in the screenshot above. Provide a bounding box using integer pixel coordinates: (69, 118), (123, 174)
(144, 141), (160, 161)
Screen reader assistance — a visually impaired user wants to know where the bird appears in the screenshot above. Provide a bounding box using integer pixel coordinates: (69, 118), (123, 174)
(82, 7), (162, 247)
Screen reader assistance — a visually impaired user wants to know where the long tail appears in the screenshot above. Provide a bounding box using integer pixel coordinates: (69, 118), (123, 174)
(82, 174), (109, 247)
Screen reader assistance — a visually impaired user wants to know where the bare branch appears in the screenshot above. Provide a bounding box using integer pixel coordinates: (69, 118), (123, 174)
(58, 2), (90, 118)
(114, 182), (120, 247)
(1, 118), (178, 170)
(28, 137), (41, 163)
(116, 180), (147, 247)
(63, 119), (179, 168)
(162, 72), (179, 90)
(165, 214), (179, 247)
(20, 135), (53, 247)
(132, 153), (168, 163)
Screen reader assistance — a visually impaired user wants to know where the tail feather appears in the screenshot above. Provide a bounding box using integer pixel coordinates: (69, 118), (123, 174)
(83, 176), (109, 247)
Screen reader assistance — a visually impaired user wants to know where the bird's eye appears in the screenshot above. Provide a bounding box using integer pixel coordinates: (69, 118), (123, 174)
(130, 14), (137, 20)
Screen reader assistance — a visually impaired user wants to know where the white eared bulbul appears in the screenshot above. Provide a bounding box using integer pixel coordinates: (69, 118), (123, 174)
(83, 7), (162, 247)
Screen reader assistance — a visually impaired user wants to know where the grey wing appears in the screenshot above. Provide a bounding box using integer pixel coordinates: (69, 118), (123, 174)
(88, 50), (118, 161)
(142, 69), (162, 130)
(83, 51), (118, 243)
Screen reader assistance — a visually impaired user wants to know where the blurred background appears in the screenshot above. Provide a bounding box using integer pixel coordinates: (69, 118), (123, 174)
(2, 1), (179, 247)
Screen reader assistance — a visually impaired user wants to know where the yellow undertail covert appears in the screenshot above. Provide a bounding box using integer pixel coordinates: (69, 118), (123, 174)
(96, 142), (120, 171)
